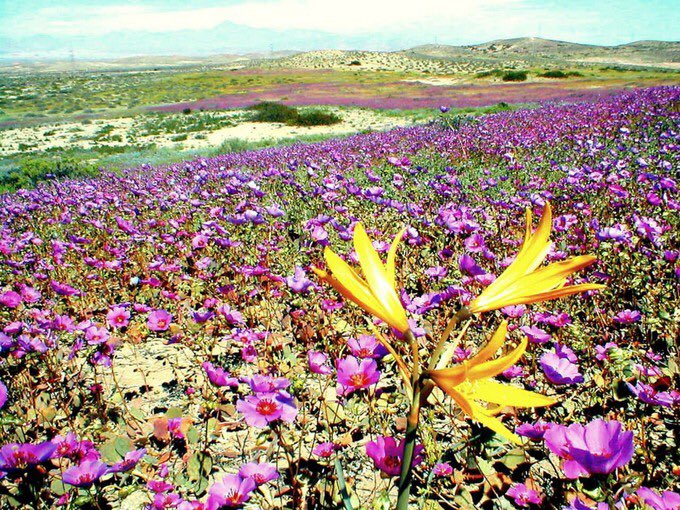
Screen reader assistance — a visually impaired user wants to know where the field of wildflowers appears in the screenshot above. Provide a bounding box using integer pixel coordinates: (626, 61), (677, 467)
(0, 86), (678, 509)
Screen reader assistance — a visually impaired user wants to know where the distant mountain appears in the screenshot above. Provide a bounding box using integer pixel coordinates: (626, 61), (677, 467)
(403, 37), (680, 68)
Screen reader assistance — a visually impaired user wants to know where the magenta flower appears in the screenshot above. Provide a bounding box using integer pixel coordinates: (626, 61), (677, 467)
(236, 392), (298, 428)
(106, 306), (131, 329)
(206, 474), (257, 509)
(0, 291), (21, 309)
(543, 419), (634, 478)
(613, 309), (642, 324)
(108, 448), (147, 473)
(365, 436), (424, 477)
(147, 310), (172, 331)
(308, 351), (333, 375)
(62, 460), (109, 487)
(0, 380), (7, 409)
(540, 346), (584, 385)
(636, 487), (680, 510)
(0, 441), (57, 473)
(203, 362), (239, 387)
(506, 483), (543, 507)
(50, 280), (80, 296)
(347, 335), (388, 359)
(432, 462), (453, 477)
(238, 461), (279, 485)
(336, 356), (380, 396)
(85, 325), (110, 345)
(243, 374), (291, 393)
(312, 442), (336, 458)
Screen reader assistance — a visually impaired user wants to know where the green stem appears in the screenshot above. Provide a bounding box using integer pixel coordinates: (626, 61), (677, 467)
(334, 458), (353, 510)
(397, 329), (422, 510)
(428, 306), (472, 371)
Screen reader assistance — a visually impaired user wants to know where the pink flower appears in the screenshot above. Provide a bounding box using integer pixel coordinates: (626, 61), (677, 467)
(147, 310), (172, 331)
(106, 306), (130, 329)
(108, 448), (147, 473)
(365, 436), (424, 477)
(347, 335), (388, 359)
(506, 483), (543, 507)
(0, 380), (7, 409)
(206, 475), (256, 509)
(312, 442), (336, 458)
(85, 325), (110, 345)
(202, 362), (239, 387)
(336, 356), (380, 396)
(308, 351), (333, 375)
(238, 461), (279, 485)
(61, 460), (109, 487)
(236, 392), (298, 428)
(432, 462), (453, 477)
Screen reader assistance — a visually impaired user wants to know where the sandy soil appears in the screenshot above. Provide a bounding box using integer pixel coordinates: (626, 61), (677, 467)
(0, 108), (414, 156)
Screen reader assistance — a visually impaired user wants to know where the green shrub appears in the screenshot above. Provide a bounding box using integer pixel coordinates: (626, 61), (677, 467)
(247, 102), (300, 123)
(294, 110), (342, 126)
(0, 156), (99, 192)
(502, 70), (528, 82)
(539, 70), (568, 78)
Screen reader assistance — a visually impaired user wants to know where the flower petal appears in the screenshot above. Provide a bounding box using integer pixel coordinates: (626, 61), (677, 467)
(470, 320), (507, 367)
(468, 338), (528, 380)
(386, 227), (406, 289)
(471, 380), (556, 408)
(469, 403), (522, 444)
(353, 223), (409, 332)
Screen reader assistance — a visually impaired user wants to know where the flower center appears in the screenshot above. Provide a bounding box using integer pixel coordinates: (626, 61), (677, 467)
(349, 373), (369, 387)
(256, 399), (279, 416)
(384, 455), (401, 469)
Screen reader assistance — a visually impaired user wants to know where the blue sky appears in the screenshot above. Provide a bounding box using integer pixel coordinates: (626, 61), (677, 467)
(0, 0), (678, 58)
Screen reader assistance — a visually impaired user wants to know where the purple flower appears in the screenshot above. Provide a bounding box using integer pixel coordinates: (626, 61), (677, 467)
(0, 441), (57, 472)
(203, 362), (239, 387)
(308, 351), (333, 375)
(540, 347), (584, 385)
(236, 392), (298, 428)
(238, 461), (279, 485)
(520, 325), (551, 344)
(285, 266), (313, 293)
(636, 487), (680, 510)
(516, 420), (553, 440)
(459, 254), (485, 276)
(613, 309), (642, 324)
(62, 460), (109, 487)
(107, 448), (147, 473)
(0, 291), (21, 309)
(506, 483), (543, 507)
(347, 334), (388, 359)
(543, 419), (634, 478)
(336, 356), (380, 395)
(365, 436), (424, 477)
(147, 310), (172, 332)
(594, 342), (617, 361)
(206, 474), (257, 509)
(627, 382), (676, 407)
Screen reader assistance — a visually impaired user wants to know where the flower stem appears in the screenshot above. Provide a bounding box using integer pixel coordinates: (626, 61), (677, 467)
(397, 329), (422, 510)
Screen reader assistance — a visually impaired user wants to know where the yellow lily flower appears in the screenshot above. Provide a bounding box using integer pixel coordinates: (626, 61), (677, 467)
(428, 321), (555, 444)
(469, 202), (605, 314)
(313, 223), (410, 334)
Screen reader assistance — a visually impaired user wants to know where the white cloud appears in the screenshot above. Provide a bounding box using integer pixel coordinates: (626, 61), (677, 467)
(12, 0), (525, 36)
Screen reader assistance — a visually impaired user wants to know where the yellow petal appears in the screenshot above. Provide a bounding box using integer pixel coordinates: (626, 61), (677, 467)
(467, 338), (528, 380)
(353, 223), (409, 332)
(512, 283), (605, 305)
(386, 228), (406, 289)
(429, 364), (469, 390)
(469, 403), (522, 444)
(469, 320), (507, 367)
(471, 380), (556, 408)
